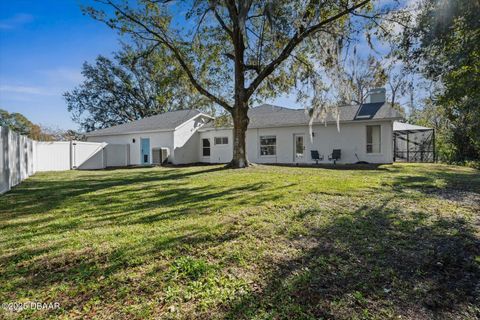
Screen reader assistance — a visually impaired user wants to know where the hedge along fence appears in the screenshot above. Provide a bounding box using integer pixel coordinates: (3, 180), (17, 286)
(1, 126), (130, 194)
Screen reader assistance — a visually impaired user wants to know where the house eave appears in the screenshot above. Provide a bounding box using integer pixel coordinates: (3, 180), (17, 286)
(85, 128), (174, 138)
(197, 117), (403, 132)
(86, 111), (214, 138)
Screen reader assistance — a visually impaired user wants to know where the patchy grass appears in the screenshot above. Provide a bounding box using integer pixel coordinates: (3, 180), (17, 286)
(0, 163), (479, 319)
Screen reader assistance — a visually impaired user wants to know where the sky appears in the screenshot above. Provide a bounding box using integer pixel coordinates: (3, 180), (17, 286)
(0, 0), (301, 131)
(0, 0), (412, 131)
(0, 0), (119, 130)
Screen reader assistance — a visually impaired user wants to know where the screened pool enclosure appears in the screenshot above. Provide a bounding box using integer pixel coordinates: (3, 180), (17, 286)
(393, 122), (435, 163)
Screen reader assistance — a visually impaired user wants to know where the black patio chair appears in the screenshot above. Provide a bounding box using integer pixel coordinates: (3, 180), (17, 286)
(328, 149), (341, 165)
(311, 150), (324, 164)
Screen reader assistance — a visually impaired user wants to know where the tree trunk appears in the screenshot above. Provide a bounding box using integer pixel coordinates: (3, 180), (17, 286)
(229, 100), (249, 168)
(228, 5), (249, 169)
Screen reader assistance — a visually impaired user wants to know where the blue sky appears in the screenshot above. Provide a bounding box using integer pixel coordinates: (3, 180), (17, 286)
(0, 1), (411, 131)
(0, 0), (119, 130)
(0, 0), (305, 131)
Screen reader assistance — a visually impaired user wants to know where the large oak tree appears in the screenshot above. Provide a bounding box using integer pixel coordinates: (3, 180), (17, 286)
(85, 0), (375, 168)
(65, 42), (211, 131)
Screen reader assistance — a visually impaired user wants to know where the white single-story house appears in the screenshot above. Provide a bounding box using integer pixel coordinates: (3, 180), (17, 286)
(86, 89), (403, 165)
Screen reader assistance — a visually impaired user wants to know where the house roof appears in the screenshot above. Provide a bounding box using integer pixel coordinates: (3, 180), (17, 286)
(393, 121), (432, 132)
(85, 109), (207, 137)
(201, 103), (403, 131)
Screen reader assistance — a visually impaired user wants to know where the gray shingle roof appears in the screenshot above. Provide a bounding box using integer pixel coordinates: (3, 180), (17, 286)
(85, 109), (204, 137)
(201, 103), (403, 130)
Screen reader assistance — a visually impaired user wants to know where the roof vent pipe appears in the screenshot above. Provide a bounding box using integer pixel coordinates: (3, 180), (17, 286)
(366, 88), (386, 104)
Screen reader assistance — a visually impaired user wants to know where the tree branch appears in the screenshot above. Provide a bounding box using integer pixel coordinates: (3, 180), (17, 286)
(212, 7), (233, 38)
(97, 0), (233, 111)
(246, 0), (371, 98)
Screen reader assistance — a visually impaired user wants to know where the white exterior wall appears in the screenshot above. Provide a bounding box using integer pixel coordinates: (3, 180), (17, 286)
(198, 129), (234, 163)
(172, 116), (209, 164)
(87, 131), (173, 165)
(199, 120), (394, 164)
(86, 115), (211, 165)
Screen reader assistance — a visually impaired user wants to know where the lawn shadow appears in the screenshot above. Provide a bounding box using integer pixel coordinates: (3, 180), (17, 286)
(265, 163), (391, 171)
(0, 219), (244, 317)
(0, 166), (227, 220)
(223, 199), (480, 319)
(386, 167), (480, 209)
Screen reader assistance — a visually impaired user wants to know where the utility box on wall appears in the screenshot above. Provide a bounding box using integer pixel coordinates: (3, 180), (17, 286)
(152, 147), (169, 165)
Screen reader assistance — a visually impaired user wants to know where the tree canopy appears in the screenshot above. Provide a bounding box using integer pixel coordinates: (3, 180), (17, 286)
(0, 109), (53, 140)
(397, 0), (480, 162)
(65, 42), (212, 132)
(84, 0), (380, 167)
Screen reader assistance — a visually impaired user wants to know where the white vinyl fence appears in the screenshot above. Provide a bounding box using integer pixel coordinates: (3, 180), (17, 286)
(1, 127), (36, 194)
(35, 141), (129, 171)
(104, 144), (130, 167)
(35, 141), (71, 171)
(1, 126), (130, 194)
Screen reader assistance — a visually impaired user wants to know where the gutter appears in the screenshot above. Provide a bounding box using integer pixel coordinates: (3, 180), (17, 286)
(197, 117), (404, 132)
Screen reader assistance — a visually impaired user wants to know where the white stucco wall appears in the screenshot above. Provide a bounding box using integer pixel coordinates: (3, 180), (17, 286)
(172, 115), (210, 164)
(199, 120), (394, 164)
(198, 129), (234, 163)
(86, 115), (211, 165)
(87, 118), (394, 165)
(87, 131), (174, 165)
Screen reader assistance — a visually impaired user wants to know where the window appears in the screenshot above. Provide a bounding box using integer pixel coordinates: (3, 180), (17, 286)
(366, 125), (381, 153)
(260, 136), (276, 156)
(202, 139), (210, 156)
(214, 137), (228, 145)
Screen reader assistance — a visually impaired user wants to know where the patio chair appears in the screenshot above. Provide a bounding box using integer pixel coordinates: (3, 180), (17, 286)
(310, 150), (324, 164)
(328, 149), (341, 165)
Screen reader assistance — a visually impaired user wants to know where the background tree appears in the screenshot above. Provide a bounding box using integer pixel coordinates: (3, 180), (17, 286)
(0, 109), (54, 140)
(65, 42), (212, 132)
(0, 109), (34, 136)
(394, 0), (480, 162)
(84, 0), (379, 168)
(343, 53), (386, 104)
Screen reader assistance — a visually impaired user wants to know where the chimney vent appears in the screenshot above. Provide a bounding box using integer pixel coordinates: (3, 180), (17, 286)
(366, 88), (386, 104)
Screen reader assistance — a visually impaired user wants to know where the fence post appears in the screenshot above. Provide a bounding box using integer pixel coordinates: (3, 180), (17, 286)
(432, 129), (436, 163)
(70, 141), (73, 169)
(406, 132), (410, 163)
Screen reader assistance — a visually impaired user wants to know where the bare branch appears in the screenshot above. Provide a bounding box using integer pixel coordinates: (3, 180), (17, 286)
(96, 0), (233, 111)
(246, 0), (371, 98)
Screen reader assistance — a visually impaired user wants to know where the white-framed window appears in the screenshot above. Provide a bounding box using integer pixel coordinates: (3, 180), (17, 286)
(260, 136), (276, 156)
(214, 137), (228, 145)
(366, 125), (381, 154)
(202, 138), (210, 156)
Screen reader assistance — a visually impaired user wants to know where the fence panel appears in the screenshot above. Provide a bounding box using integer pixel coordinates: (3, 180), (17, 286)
(105, 144), (130, 167)
(0, 126), (36, 194)
(0, 127), (9, 194)
(1, 127), (130, 194)
(35, 142), (71, 172)
(73, 141), (106, 170)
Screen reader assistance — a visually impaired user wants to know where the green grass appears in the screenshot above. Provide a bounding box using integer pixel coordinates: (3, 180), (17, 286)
(0, 163), (479, 319)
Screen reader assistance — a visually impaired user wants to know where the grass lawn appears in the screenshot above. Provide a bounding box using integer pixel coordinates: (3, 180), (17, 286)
(0, 163), (479, 319)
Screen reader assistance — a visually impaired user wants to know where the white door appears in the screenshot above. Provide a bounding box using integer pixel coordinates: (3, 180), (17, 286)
(294, 134), (305, 162)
